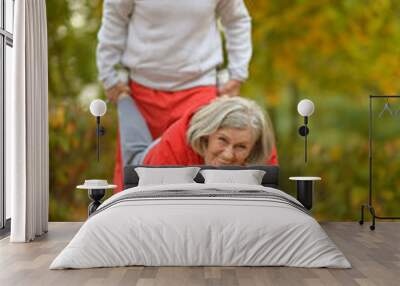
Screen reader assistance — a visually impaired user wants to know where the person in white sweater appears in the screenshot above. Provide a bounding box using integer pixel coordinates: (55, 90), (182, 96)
(96, 0), (253, 191)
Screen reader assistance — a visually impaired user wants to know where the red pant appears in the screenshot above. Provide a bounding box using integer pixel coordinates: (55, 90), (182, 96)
(113, 82), (218, 193)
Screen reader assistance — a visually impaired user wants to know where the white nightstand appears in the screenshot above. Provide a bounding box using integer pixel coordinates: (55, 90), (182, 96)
(289, 177), (321, 210)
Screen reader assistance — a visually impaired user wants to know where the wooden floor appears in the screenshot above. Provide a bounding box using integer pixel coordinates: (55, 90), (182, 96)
(0, 222), (399, 286)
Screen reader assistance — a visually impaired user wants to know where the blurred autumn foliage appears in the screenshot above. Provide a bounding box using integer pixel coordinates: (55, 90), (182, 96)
(48, 0), (400, 221)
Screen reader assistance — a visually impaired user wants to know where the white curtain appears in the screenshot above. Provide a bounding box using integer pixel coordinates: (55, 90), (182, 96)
(7, 0), (49, 242)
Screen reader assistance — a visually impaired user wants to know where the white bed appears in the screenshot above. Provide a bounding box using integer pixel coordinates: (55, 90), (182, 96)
(50, 183), (351, 269)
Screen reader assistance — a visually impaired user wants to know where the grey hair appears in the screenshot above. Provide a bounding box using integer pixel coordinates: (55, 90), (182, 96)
(187, 96), (275, 164)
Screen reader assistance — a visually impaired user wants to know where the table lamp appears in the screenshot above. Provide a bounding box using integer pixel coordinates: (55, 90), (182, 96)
(89, 99), (107, 161)
(297, 99), (315, 163)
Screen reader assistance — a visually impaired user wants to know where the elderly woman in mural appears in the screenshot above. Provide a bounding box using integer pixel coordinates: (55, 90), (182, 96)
(96, 0), (254, 190)
(115, 95), (278, 192)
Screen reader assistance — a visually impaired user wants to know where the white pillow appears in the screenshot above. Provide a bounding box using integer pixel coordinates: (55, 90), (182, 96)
(135, 167), (200, 186)
(200, 169), (266, 185)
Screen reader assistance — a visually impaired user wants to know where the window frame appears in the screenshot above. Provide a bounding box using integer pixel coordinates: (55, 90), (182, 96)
(0, 0), (14, 235)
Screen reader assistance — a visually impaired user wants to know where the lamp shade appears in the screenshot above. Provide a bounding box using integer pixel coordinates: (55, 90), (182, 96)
(297, 99), (315, 117)
(90, 99), (107, 117)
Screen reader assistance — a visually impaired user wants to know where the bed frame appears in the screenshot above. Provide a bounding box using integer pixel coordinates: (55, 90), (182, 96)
(123, 165), (280, 190)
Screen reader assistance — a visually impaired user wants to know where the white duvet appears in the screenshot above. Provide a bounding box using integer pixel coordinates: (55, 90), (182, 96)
(50, 183), (351, 269)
